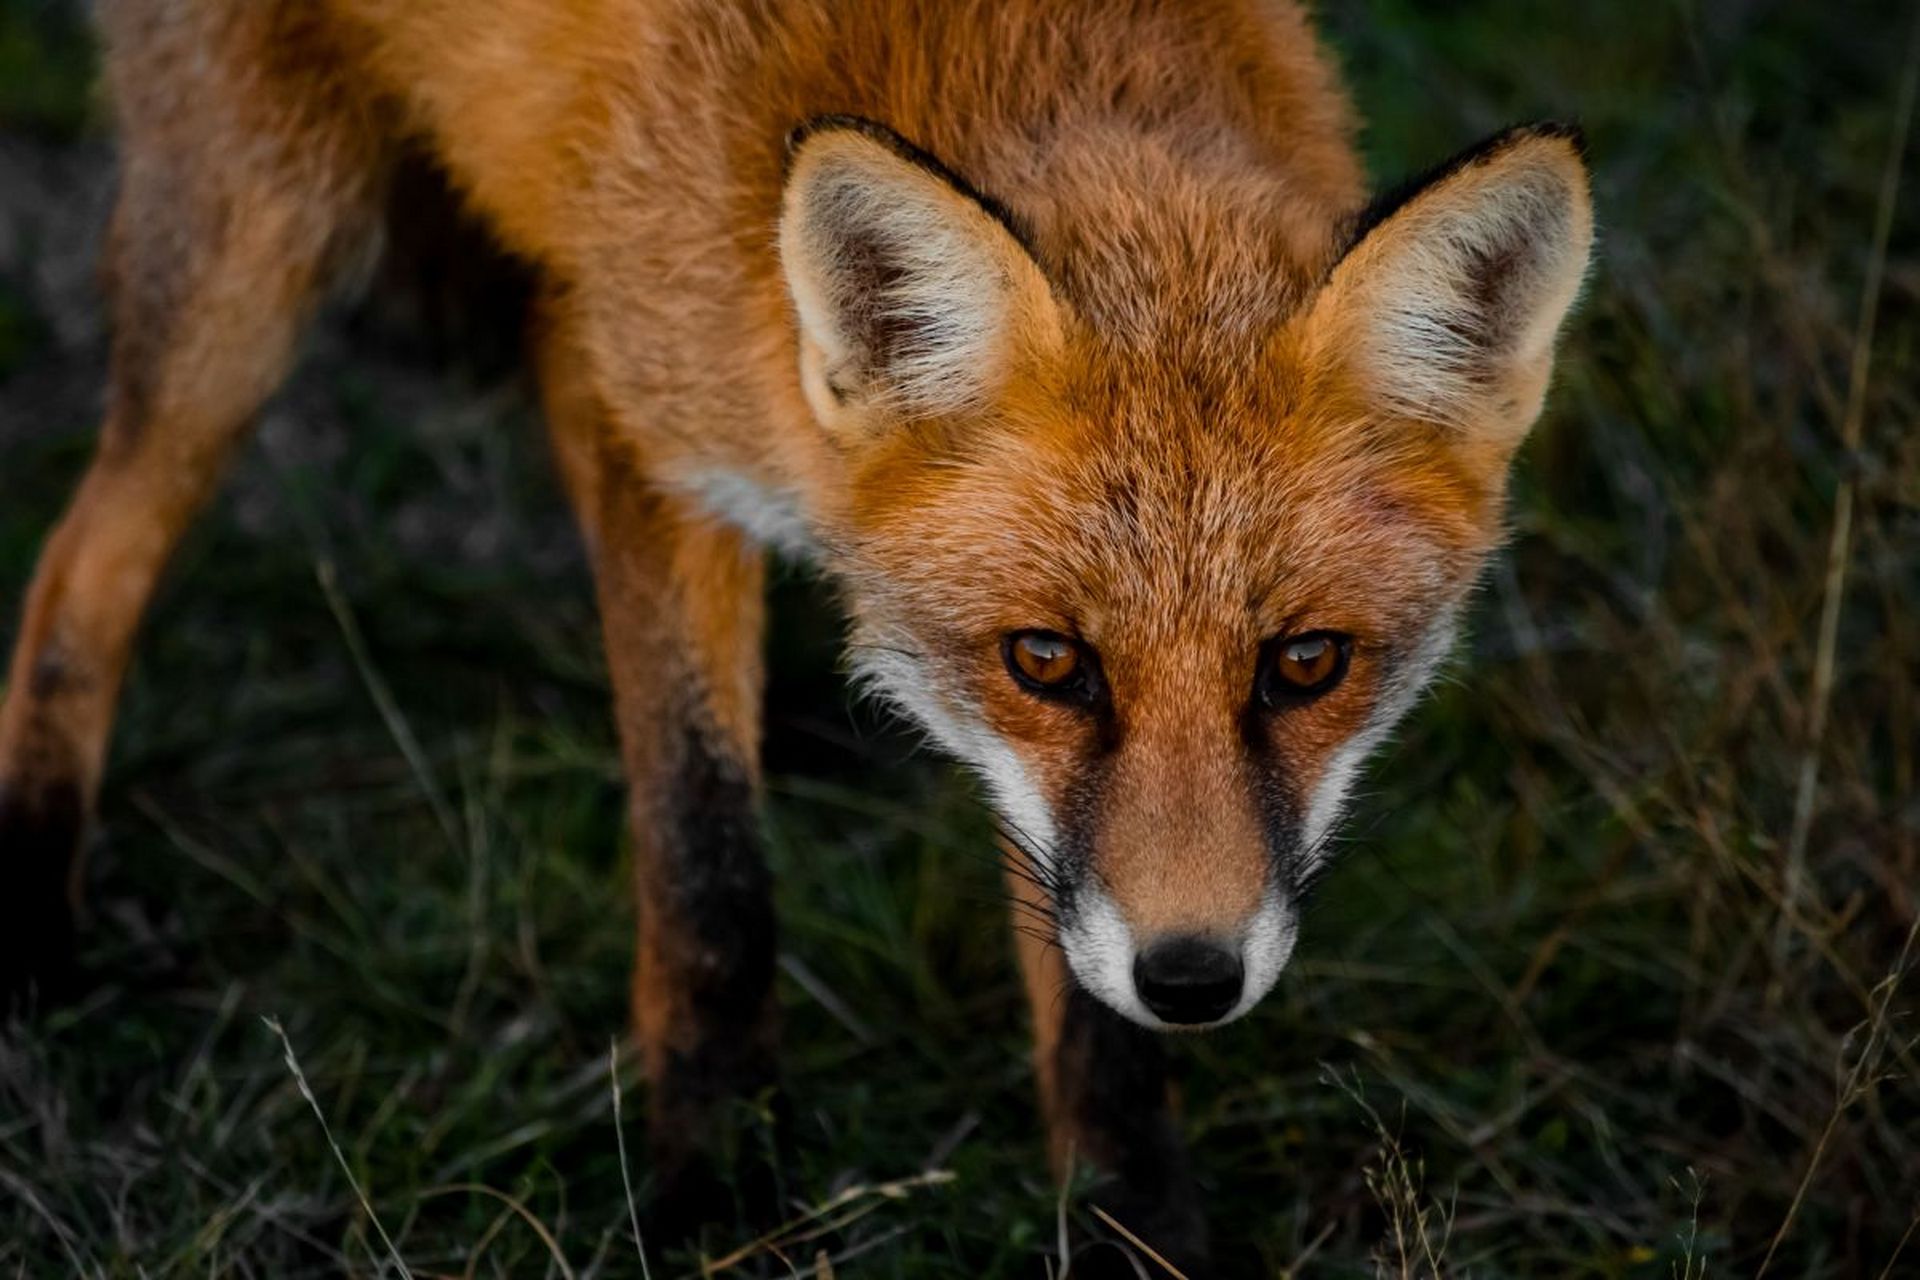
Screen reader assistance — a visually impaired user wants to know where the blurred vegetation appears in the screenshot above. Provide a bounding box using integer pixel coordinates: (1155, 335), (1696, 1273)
(1, 0), (1917, 1276)
(0, 0), (92, 139)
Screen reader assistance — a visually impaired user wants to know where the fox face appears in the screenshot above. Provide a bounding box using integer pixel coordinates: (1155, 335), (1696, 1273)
(779, 119), (1592, 1029)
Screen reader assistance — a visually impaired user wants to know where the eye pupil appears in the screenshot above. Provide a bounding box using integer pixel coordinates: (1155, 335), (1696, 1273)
(1282, 638), (1332, 682)
(1014, 634), (1079, 686)
(1262, 631), (1350, 703)
(1005, 630), (1103, 704)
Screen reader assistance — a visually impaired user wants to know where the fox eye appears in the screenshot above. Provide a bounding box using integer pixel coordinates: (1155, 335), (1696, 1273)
(1004, 630), (1100, 703)
(1259, 631), (1351, 705)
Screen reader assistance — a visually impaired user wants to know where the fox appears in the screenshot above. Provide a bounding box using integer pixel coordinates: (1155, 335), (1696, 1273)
(0, 0), (1592, 1267)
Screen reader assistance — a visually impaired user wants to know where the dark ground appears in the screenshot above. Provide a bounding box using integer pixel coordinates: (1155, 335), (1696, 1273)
(2, 1), (1918, 1276)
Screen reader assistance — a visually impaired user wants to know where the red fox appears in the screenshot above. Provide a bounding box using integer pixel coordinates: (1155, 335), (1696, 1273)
(0, 0), (1591, 1265)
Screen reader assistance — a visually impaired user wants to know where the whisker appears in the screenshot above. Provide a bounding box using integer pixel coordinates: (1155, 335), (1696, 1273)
(997, 854), (1061, 905)
(1011, 924), (1066, 957)
(1001, 882), (1061, 918)
(993, 848), (1060, 904)
(915, 826), (1069, 940)
(1005, 898), (1062, 931)
(992, 818), (1065, 894)
(994, 812), (1062, 867)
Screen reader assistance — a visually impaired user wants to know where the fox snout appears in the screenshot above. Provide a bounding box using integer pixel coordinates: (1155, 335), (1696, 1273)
(1133, 935), (1245, 1025)
(1057, 875), (1299, 1032)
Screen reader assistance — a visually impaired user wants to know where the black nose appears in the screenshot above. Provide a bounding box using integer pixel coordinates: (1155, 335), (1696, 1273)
(1133, 936), (1244, 1025)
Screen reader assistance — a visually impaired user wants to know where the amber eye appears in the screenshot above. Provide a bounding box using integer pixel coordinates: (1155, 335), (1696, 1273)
(1259, 631), (1351, 706)
(1004, 630), (1100, 703)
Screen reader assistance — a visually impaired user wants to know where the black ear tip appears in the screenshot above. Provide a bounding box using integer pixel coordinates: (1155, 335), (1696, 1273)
(783, 114), (878, 180)
(1338, 119), (1591, 257)
(1512, 120), (1589, 162)
(786, 114), (883, 156)
(777, 114), (1041, 260)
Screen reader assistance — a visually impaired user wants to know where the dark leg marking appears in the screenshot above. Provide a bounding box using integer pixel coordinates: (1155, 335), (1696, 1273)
(1055, 986), (1210, 1274)
(639, 717), (786, 1240)
(0, 776), (84, 1011)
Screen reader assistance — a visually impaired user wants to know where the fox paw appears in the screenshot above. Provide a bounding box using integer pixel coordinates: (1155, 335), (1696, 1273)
(642, 1082), (795, 1263)
(0, 778), (84, 1013)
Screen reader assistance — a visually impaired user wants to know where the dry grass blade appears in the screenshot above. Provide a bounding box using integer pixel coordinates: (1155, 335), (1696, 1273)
(1772, 0), (1920, 968)
(778, 953), (876, 1045)
(264, 1016), (414, 1279)
(1875, 1209), (1920, 1280)
(610, 1039), (654, 1280)
(692, 1169), (955, 1278)
(1088, 1205), (1189, 1279)
(315, 558), (462, 850)
(415, 1183), (575, 1279)
(1757, 913), (1920, 1277)
(1322, 1066), (1456, 1279)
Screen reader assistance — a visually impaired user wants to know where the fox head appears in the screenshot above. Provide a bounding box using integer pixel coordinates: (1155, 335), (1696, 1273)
(779, 118), (1593, 1029)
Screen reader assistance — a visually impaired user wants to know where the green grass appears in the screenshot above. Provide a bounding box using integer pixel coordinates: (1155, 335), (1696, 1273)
(3, 0), (1918, 1275)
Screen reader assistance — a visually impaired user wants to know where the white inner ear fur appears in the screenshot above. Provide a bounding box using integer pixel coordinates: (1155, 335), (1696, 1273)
(1316, 135), (1594, 444)
(779, 127), (1060, 430)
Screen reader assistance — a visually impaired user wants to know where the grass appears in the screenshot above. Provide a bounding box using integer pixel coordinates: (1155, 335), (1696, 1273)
(2, 0), (1918, 1275)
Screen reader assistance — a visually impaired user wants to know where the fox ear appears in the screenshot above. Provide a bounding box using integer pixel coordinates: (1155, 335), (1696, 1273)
(1307, 124), (1593, 454)
(779, 119), (1063, 439)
